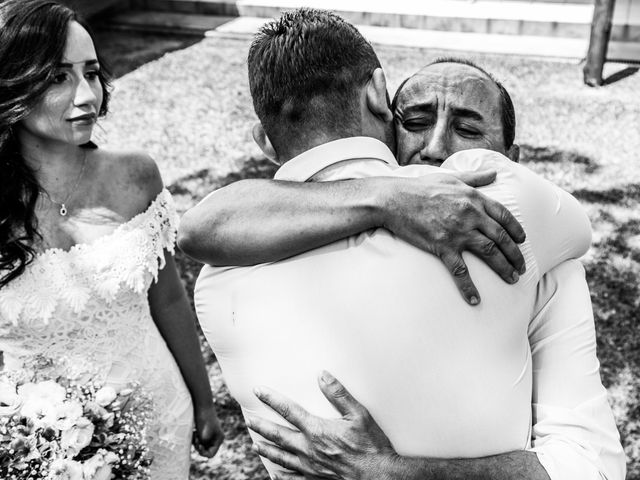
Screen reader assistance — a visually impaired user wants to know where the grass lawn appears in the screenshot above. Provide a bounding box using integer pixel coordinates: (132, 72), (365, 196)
(94, 28), (640, 479)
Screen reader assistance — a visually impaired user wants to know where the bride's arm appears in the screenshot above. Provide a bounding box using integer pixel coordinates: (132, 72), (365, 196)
(127, 151), (224, 457)
(148, 252), (224, 457)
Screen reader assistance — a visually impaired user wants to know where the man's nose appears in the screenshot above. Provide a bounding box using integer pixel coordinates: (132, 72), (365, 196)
(419, 125), (449, 166)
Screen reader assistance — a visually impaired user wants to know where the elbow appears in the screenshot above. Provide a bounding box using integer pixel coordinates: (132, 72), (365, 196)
(176, 211), (209, 263)
(572, 195), (594, 258)
(177, 209), (228, 266)
(176, 222), (196, 258)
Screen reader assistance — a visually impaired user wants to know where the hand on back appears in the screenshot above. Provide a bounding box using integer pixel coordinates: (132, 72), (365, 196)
(380, 169), (526, 305)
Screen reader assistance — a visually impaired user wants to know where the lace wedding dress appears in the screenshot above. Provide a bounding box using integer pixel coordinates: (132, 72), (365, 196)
(0, 189), (193, 479)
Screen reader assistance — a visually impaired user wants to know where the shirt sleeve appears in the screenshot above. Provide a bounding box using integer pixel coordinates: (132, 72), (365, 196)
(440, 149), (592, 278)
(527, 260), (626, 480)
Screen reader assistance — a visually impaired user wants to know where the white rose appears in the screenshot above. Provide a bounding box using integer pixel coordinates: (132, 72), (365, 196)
(102, 412), (115, 429)
(20, 397), (58, 428)
(94, 387), (117, 407)
(0, 381), (22, 417)
(61, 417), (95, 457)
(89, 464), (112, 480)
(84, 401), (107, 418)
(19, 380), (66, 404)
(82, 450), (116, 480)
(103, 451), (118, 465)
(48, 459), (84, 480)
(56, 400), (84, 431)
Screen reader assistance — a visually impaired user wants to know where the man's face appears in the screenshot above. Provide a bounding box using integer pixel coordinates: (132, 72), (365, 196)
(394, 63), (508, 166)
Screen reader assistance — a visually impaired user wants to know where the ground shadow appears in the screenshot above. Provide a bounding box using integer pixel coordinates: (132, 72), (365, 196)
(587, 217), (640, 381)
(169, 156), (277, 208)
(519, 144), (599, 174)
(572, 183), (640, 206)
(604, 66), (640, 86)
(559, 185), (640, 394)
(92, 27), (202, 78)
(586, 216), (640, 476)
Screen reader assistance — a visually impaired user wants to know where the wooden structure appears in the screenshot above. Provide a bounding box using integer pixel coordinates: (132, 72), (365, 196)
(584, 0), (617, 86)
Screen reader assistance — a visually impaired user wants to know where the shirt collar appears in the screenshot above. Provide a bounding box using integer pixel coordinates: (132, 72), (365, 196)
(273, 137), (398, 182)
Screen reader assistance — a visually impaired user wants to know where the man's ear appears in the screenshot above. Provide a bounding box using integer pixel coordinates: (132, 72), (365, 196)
(366, 68), (393, 123)
(507, 143), (520, 163)
(252, 123), (278, 163)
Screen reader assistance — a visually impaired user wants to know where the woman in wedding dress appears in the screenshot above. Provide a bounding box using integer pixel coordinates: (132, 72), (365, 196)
(0, 1), (223, 477)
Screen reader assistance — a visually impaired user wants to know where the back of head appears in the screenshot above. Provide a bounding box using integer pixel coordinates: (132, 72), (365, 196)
(247, 8), (381, 158)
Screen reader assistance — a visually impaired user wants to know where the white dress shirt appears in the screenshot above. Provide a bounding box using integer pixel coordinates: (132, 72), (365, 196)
(527, 261), (626, 479)
(195, 137), (625, 480)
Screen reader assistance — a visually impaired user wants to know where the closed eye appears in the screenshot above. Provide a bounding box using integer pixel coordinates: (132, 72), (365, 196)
(455, 124), (481, 138)
(400, 117), (434, 131)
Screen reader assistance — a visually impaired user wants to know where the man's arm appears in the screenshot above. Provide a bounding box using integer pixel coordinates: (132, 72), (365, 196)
(178, 171), (526, 305)
(526, 261), (626, 480)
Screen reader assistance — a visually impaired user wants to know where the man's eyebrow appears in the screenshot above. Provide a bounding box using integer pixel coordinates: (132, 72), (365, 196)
(450, 107), (484, 122)
(397, 102), (485, 122)
(57, 59), (99, 68)
(397, 101), (437, 114)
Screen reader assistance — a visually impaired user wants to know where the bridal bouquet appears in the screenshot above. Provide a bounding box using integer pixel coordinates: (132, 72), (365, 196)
(0, 376), (153, 480)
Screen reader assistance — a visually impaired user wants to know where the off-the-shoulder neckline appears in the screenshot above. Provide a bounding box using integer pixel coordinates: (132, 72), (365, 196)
(35, 188), (172, 259)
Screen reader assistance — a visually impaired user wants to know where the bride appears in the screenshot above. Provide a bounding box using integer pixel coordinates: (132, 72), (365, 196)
(0, 0), (223, 477)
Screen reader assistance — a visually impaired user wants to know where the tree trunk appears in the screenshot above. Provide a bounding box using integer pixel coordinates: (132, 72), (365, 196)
(583, 0), (617, 86)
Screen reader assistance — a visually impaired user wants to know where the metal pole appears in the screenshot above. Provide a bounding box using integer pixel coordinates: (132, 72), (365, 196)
(583, 0), (617, 86)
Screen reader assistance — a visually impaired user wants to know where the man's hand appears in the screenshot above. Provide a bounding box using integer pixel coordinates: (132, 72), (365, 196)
(247, 371), (396, 480)
(248, 372), (551, 480)
(381, 169), (526, 305)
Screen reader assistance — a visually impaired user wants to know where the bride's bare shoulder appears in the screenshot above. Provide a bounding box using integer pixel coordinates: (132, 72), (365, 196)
(92, 148), (164, 216)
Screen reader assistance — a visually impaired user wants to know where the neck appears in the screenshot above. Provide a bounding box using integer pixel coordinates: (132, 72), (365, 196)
(277, 130), (362, 164)
(18, 130), (87, 196)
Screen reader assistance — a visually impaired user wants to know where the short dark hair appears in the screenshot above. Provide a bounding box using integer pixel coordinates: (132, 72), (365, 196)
(247, 8), (381, 155)
(391, 57), (516, 149)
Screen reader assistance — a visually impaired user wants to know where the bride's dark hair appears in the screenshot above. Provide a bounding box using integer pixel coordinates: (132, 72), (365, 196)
(0, 0), (111, 288)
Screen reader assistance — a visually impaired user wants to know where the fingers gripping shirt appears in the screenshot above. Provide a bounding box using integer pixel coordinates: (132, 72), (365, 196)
(440, 149), (591, 277)
(195, 140), (601, 478)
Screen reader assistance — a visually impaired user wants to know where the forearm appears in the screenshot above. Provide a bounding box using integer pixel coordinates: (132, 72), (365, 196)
(148, 257), (214, 410)
(380, 450), (550, 480)
(178, 177), (388, 266)
(151, 295), (213, 408)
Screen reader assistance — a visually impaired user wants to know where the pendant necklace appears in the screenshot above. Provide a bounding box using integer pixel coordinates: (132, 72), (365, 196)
(45, 151), (88, 217)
